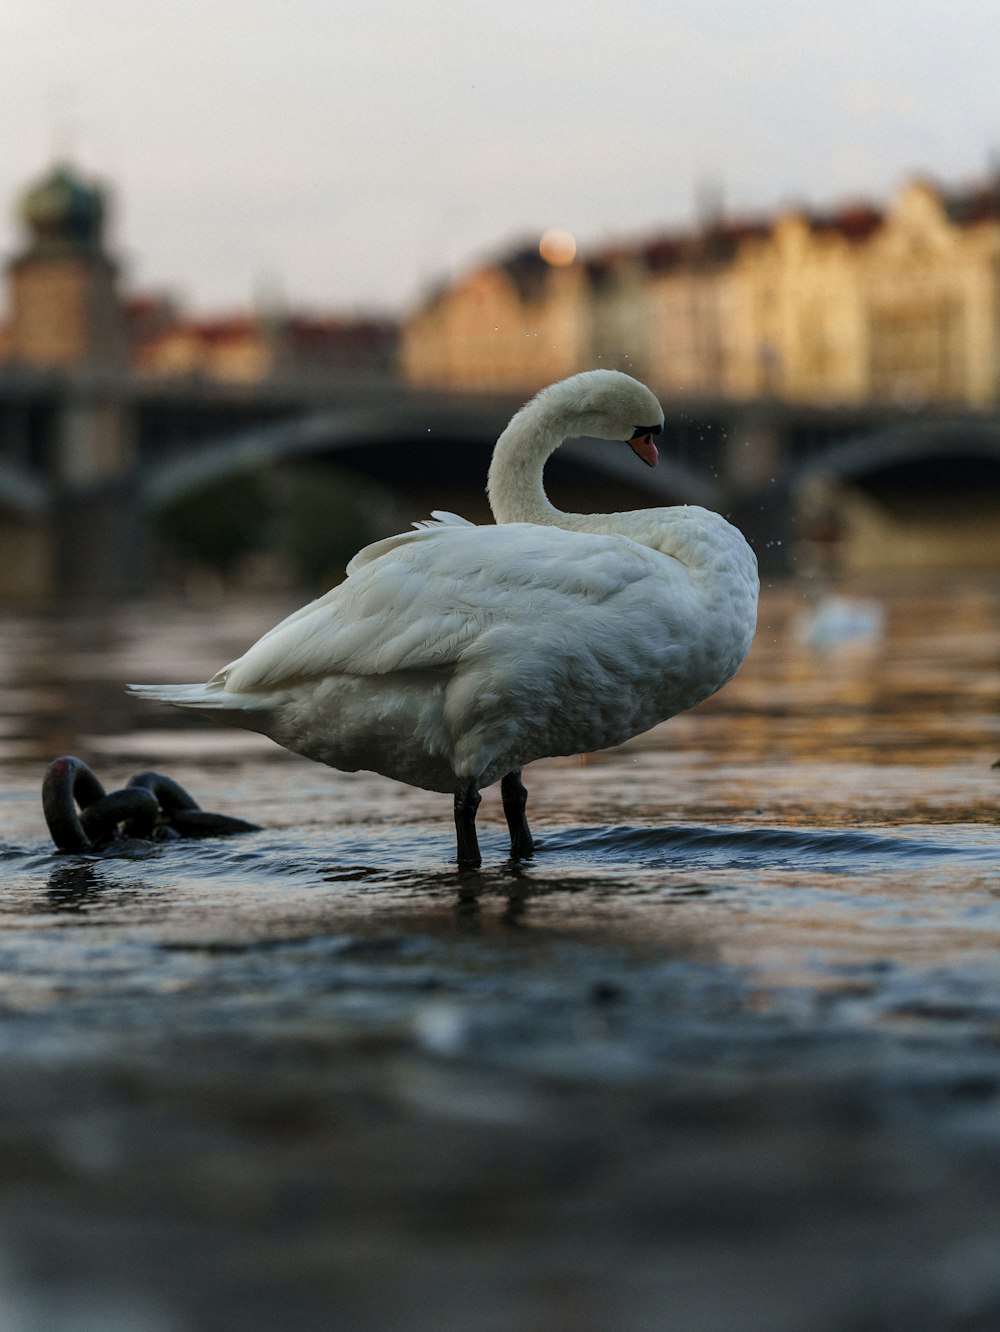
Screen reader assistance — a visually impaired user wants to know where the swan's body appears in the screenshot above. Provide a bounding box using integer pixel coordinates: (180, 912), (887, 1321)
(130, 370), (758, 865)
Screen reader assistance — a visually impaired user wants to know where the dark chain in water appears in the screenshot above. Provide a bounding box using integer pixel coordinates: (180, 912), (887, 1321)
(42, 756), (260, 853)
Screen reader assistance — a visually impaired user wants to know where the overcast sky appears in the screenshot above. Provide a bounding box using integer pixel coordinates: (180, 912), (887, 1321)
(1, 0), (998, 317)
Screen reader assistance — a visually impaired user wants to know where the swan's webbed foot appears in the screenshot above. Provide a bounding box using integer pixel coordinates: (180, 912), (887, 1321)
(501, 770), (534, 860)
(454, 777), (482, 867)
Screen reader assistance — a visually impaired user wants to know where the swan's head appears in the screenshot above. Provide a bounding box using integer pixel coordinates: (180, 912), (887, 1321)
(543, 369), (665, 467)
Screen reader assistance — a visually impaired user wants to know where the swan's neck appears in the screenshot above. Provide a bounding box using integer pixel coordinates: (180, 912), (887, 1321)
(485, 396), (758, 595)
(487, 401), (570, 525)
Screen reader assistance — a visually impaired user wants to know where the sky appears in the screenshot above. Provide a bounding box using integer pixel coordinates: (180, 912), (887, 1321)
(1, 0), (999, 318)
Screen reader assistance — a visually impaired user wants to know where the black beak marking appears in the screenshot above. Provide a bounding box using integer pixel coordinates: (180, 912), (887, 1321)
(630, 423), (663, 439)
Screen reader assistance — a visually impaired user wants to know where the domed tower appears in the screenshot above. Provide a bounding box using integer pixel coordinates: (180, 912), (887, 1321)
(6, 162), (127, 368)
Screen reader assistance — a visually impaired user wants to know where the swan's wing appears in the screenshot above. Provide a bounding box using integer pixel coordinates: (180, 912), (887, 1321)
(346, 516), (476, 573)
(216, 525), (480, 690)
(204, 519), (476, 665)
(215, 524), (679, 694)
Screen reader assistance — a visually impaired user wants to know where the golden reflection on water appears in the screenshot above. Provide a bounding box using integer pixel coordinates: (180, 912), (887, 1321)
(0, 575), (997, 827)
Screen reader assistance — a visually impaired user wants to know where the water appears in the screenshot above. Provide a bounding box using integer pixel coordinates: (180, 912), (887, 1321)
(0, 577), (998, 1330)
(3, 578), (996, 969)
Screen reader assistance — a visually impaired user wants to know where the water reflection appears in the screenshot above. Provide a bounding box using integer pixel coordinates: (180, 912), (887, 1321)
(0, 577), (995, 976)
(45, 861), (106, 912)
(0, 579), (996, 775)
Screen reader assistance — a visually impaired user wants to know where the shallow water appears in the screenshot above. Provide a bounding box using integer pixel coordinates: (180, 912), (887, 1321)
(0, 576), (999, 1330)
(3, 576), (997, 971)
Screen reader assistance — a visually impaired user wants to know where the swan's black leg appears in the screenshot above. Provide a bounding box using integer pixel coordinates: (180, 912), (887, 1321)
(501, 770), (534, 860)
(454, 777), (482, 867)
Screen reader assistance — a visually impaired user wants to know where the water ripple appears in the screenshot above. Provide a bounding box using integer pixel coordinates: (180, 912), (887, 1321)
(2, 818), (997, 891)
(540, 822), (998, 874)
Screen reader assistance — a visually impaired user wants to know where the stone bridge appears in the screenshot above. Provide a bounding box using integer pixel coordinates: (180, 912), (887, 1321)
(1, 367), (999, 597)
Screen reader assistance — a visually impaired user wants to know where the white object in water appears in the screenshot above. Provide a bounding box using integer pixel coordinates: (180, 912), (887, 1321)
(794, 594), (885, 650)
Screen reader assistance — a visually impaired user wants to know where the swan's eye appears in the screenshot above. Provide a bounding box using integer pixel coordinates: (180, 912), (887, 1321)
(630, 423), (662, 439)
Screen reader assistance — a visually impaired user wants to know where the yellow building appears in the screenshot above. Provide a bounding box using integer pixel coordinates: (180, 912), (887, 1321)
(644, 223), (770, 397)
(860, 180), (1000, 406)
(402, 247), (591, 392)
(402, 175), (1000, 408)
(728, 205), (881, 403)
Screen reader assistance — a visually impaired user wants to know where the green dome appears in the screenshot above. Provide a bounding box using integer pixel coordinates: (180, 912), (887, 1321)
(18, 163), (106, 254)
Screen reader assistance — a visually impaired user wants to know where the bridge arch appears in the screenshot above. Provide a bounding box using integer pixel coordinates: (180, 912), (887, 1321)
(141, 404), (721, 515)
(790, 418), (1000, 573)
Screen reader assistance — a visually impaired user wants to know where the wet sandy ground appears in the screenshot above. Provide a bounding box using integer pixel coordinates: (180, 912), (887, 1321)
(0, 577), (998, 1330)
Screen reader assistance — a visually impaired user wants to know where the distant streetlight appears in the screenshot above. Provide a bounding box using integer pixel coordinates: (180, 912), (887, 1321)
(538, 228), (577, 267)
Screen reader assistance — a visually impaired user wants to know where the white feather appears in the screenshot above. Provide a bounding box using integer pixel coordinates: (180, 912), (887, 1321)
(410, 510), (475, 530)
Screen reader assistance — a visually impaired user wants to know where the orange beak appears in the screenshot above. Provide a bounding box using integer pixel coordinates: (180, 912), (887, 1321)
(628, 433), (659, 468)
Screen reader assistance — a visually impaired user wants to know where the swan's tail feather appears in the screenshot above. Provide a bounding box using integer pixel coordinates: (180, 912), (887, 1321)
(126, 682), (267, 714)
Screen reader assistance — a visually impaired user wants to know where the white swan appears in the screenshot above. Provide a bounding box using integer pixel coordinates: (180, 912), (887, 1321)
(129, 370), (758, 866)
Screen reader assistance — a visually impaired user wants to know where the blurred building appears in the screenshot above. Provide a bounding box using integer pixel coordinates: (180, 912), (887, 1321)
(5, 162), (128, 370)
(401, 248), (589, 391)
(402, 175), (1000, 407)
(132, 310), (396, 383)
(0, 160), (399, 600)
(731, 182), (1000, 406)
(1, 162), (397, 383)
